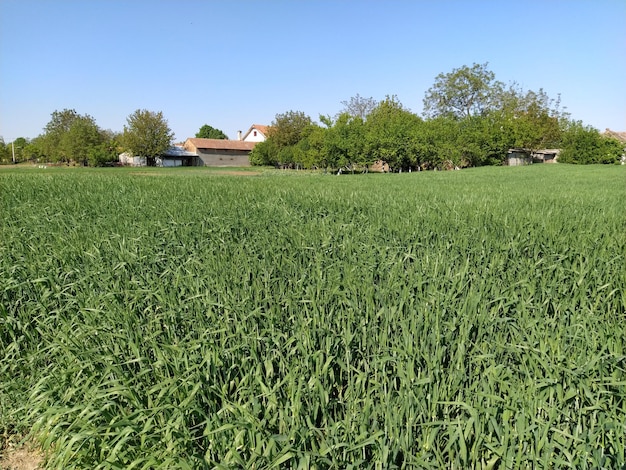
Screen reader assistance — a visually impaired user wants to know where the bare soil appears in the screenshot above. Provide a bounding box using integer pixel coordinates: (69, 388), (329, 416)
(0, 440), (44, 470)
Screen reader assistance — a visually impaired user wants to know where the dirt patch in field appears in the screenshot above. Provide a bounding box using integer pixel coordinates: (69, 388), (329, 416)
(0, 441), (44, 470)
(129, 169), (262, 177)
(208, 170), (261, 176)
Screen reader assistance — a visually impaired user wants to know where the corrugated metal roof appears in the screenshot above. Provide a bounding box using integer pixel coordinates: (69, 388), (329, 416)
(163, 146), (198, 157)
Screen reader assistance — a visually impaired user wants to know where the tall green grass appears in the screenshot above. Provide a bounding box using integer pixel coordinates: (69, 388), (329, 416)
(1, 165), (624, 468)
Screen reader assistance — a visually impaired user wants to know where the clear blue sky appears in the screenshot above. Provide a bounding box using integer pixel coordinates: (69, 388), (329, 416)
(1, 0), (625, 143)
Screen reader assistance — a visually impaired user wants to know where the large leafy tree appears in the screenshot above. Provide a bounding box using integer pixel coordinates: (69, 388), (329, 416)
(122, 109), (174, 164)
(559, 121), (623, 164)
(249, 139), (279, 166)
(494, 85), (565, 151)
(62, 116), (106, 165)
(40, 108), (81, 161)
(314, 113), (366, 170)
(195, 124), (228, 139)
(365, 96), (423, 170)
(267, 110), (312, 149)
(423, 62), (504, 119)
(255, 110), (314, 167)
(38, 109), (109, 164)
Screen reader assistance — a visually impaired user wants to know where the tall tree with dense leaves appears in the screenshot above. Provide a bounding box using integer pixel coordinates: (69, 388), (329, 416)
(423, 63), (504, 119)
(40, 109), (81, 161)
(559, 121), (623, 164)
(365, 96), (423, 170)
(62, 116), (106, 165)
(493, 85), (566, 151)
(38, 109), (108, 163)
(195, 124), (228, 139)
(122, 109), (174, 165)
(267, 111), (313, 149)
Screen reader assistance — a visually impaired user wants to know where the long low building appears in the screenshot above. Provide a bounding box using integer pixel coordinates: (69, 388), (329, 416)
(182, 138), (256, 167)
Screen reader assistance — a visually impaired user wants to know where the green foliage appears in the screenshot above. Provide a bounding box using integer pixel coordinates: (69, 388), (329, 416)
(423, 62), (504, 119)
(365, 96), (423, 170)
(1, 166), (624, 468)
(249, 139), (279, 166)
(122, 109), (174, 162)
(252, 65), (572, 170)
(36, 109), (112, 165)
(559, 121), (624, 164)
(0, 137), (28, 164)
(267, 110), (312, 149)
(0, 138), (8, 164)
(195, 124), (228, 139)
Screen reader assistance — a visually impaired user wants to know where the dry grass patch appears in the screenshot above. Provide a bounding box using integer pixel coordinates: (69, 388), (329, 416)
(0, 439), (44, 470)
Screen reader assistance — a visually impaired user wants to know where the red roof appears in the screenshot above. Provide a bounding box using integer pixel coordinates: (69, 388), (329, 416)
(243, 124), (270, 140)
(604, 129), (626, 143)
(185, 138), (256, 151)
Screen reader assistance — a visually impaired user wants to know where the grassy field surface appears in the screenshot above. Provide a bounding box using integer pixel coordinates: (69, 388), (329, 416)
(1, 165), (625, 468)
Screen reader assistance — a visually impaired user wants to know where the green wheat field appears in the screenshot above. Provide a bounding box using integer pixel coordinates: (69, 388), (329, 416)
(1, 165), (625, 468)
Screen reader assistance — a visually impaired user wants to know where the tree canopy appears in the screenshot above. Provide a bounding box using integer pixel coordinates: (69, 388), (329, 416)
(31, 109), (117, 165)
(195, 124), (228, 139)
(423, 63), (503, 119)
(122, 109), (174, 163)
(558, 122), (624, 164)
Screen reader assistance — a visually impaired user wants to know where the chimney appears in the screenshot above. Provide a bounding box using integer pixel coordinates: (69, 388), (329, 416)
(237, 130), (242, 141)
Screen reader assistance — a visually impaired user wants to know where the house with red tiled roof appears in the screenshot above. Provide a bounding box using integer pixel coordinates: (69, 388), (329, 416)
(183, 124), (269, 166)
(239, 124), (269, 142)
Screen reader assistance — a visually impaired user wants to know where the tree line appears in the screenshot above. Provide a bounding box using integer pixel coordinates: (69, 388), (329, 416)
(252, 64), (624, 169)
(0, 109), (178, 166)
(1, 63), (623, 166)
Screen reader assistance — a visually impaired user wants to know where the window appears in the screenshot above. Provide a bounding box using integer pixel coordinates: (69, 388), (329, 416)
(253, 131), (257, 137)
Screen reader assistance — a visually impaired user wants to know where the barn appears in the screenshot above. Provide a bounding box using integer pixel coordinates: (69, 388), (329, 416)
(183, 138), (256, 167)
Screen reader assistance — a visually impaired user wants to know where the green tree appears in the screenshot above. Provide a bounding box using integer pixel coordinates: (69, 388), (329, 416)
(37, 109), (109, 164)
(195, 124), (228, 139)
(0, 138), (10, 164)
(40, 109), (81, 161)
(87, 131), (121, 166)
(300, 124), (328, 169)
(249, 139), (279, 166)
(423, 63), (504, 119)
(559, 122), (623, 164)
(122, 109), (174, 165)
(365, 96), (423, 170)
(321, 113), (367, 170)
(61, 115), (106, 165)
(5, 137), (29, 163)
(267, 111), (312, 149)
(494, 85), (565, 151)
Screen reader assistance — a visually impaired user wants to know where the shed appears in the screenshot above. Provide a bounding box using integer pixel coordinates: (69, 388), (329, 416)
(506, 149), (532, 166)
(157, 146), (199, 167)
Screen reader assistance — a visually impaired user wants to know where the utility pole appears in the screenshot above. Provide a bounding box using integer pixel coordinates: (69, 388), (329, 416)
(12, 141), (15, 164)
